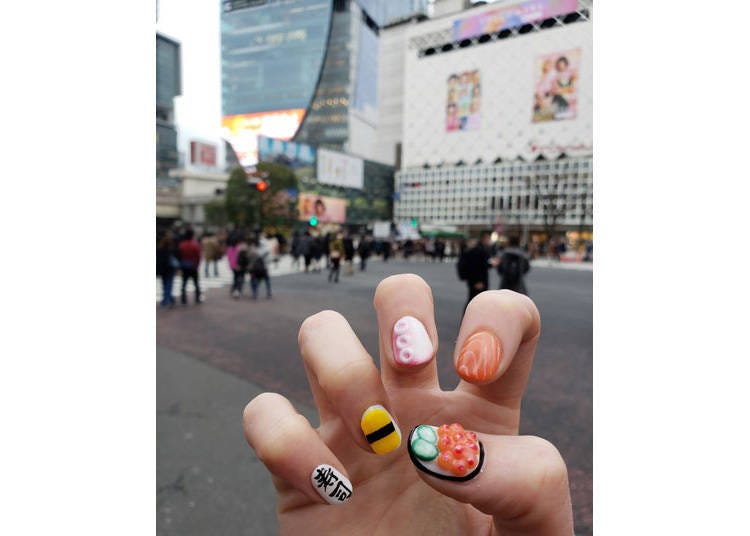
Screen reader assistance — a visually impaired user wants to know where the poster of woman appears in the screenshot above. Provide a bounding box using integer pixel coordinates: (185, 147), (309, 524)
(533, 48), (580, 122)
(446, 70), (481, 132)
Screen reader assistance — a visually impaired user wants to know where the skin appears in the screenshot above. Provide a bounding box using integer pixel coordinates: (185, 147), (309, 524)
(243, 274), (574, 535)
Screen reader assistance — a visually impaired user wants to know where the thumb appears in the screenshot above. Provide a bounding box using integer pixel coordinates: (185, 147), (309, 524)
(406, 423), (573, 536)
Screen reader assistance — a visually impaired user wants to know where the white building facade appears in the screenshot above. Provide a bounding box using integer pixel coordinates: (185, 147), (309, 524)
(394, 0), (593, 239)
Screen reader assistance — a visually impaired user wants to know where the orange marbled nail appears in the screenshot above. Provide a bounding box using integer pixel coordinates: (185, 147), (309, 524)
(456, 331), (502, 383)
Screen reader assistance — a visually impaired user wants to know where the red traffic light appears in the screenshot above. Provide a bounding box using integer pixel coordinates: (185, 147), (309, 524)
(256, 180), (268, 192)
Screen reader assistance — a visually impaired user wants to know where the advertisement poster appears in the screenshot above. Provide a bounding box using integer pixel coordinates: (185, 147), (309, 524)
(258, 136), (315, 168)
(452, 0), (578, 41)
(317, 148), (364, 190)
(532, 48), (580, 122)
(446, 70), (481, 132)
(298, 193), (347, 223)
(221, 109), (305, 167)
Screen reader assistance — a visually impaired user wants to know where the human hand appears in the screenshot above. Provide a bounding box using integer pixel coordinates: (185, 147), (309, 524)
(243, 274), (573, 535)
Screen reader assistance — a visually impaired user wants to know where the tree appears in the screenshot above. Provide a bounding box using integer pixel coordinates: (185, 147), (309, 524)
(222, 163), (300, 229)
(224, 166), (255, 227)
(255, 161), (300, 228)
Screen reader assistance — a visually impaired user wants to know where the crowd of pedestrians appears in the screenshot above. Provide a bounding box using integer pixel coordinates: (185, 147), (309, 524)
(156, 225), (283, 308)
(158, 223), (583, 310)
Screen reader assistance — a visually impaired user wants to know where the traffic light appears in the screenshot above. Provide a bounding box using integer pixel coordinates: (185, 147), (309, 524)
(256, 180), (268, 192)
(410, 218), (418, 227)
(309, 216), (318, 227)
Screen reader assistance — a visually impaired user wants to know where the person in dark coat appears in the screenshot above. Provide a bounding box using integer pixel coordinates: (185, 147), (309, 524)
(496, 236), (531, 295)
(343, 233), (355, 275)
(156, 230), (178, 308)
(357, 236), (372, 271)
(461, 231), (495, 309)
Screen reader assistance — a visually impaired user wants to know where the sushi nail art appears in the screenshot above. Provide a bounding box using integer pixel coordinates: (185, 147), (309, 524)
(361, 405), (401, 454)
(392, 316), (434, 366)
(311, 464), (353, 505)
(408, 423), (484, 482)
(456, 331), (502, 384)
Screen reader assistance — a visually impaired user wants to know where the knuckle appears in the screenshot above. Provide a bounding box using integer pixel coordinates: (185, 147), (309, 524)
(317, 359), (375, 398)
(528, 437), (569, 497)
(252, 412), (310, 466)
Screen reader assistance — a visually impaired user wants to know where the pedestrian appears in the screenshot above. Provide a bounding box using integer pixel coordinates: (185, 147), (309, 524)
(457, 231), (495, 310)
(343, 233), (355, 275)
(311, 235), (324, 273)
(435, 239), (446, 262)
(496, 236), (531, 295)
(177, 228), (202, 305)
(263, 232), (280, 268)
(299, 231), (313, 273)
(156, 230), (179, 308)
(290, 232), (302, 271)
(248, 239), (272, 300)
(328, 233), (345, 283)
(201, 232), (221, 278)
(226, 235), (248, 299)
(403, 239), (414, 260)
(382, 239), (392, 263)
(323, 232), (332, 270)
(357, 235), (371, 271)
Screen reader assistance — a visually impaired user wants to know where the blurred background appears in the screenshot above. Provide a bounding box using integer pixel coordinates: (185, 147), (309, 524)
(156, 0), (592, 534)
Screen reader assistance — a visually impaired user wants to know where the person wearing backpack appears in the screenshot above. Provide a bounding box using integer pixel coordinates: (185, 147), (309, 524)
(497, 236), (531, 295)
(226, 236), (249, 299)
(248, 239), (272, 300)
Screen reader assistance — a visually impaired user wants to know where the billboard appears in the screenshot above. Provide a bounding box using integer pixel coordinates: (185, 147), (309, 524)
(447, 70), (481, 132)
(298, 193), (346, 223)
(451, 0), (578, 41)
(189, 141), (217, 167)
(258, 136), (315, 168)
(532, 48), (580, 122)
(317, 148), (364, 190)
(221, 109), (305, 167)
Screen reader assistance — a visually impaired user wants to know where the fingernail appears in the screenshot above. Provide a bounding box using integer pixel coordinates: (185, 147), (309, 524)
(408, 423), (484, 481)
(311, 464), (353, 505)
(456, 331), (502, 384)
(392, 316), (434, 366)
(360, 404), (401, 455)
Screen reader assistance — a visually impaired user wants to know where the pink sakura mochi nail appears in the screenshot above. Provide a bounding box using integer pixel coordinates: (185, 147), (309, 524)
(392, 316), (434, 366)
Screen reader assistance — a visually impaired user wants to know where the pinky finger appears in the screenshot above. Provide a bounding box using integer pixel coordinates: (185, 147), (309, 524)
(242, 392), (354, 507)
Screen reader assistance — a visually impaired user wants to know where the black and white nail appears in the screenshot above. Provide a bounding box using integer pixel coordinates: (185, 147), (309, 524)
(311, 464), (353, 505)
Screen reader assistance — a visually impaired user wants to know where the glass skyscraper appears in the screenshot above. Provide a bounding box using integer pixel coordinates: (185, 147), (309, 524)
(221, 0), (427, 157)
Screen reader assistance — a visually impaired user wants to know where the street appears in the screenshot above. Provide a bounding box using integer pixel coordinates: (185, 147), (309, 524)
(157, 258), (592, 535)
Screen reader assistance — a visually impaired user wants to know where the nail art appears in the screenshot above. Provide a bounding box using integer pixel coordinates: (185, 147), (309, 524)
(360, 404), (401, 454)
(311, 464), (353, 505)
(456, 331), (502, 383)
(408, 423), (484, 481)
(392, 316), (434, 366)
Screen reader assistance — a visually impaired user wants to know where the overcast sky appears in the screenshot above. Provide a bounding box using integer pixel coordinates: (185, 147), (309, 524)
(156, 0), (222, 140)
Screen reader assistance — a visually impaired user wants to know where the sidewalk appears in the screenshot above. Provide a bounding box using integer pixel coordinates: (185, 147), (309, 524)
(157, 346), (318, 535)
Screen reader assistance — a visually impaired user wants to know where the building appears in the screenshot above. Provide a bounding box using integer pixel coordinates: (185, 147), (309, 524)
(156, 33), (182, 228)
(220, 0), (426, 166)
(393, 0), (593, 244)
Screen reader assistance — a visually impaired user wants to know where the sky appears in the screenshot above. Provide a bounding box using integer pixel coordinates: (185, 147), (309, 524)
(156, 0), (223, 141)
